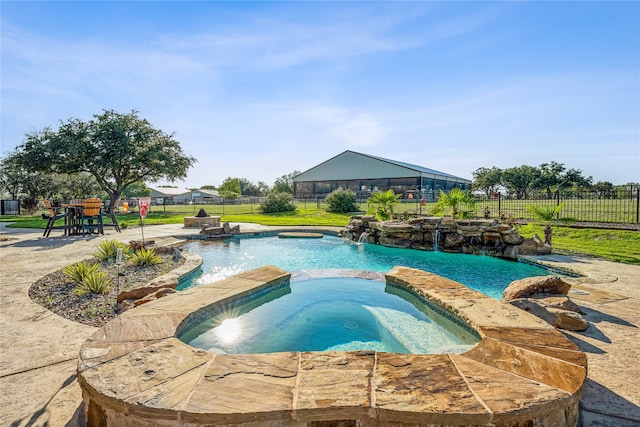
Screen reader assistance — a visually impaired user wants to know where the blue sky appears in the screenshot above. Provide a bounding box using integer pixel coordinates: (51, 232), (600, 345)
(2, 1), (639, 189)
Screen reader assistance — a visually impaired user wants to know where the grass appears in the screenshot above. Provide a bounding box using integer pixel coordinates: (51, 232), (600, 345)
(517, 223), (640, 265)
(3, 209), (638, 265)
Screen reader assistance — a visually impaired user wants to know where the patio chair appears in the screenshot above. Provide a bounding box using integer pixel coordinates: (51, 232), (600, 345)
(80, 198), (104, 236)
(42, 199), (67, 237)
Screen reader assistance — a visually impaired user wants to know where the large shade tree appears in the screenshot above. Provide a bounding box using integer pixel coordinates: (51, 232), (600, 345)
(472, 166), (503, 198)
(11, 110), (196, 211)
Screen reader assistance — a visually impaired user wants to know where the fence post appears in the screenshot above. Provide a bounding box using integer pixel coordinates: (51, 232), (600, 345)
(498, 192), (501, 216)
(636, 187), (639, 224)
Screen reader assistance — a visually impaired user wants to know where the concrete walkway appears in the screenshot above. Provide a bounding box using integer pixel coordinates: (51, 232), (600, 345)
(0, 223), (638, 426)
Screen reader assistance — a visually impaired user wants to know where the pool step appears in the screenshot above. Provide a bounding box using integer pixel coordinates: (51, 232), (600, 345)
(363, 306), (469, 354)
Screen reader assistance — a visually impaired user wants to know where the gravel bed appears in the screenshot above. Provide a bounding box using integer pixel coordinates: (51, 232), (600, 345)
(28, 253), (186, 327)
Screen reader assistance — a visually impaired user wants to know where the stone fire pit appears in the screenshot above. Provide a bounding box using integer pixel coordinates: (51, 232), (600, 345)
(183, 215), (220, 228)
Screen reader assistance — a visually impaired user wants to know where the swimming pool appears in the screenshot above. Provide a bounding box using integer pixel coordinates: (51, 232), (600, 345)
(181, 276), (480, 355)
(181, 234), (553, 298)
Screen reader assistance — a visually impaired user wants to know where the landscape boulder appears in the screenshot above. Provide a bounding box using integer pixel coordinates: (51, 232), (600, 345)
(117, 275), (179, 303)
(502, 275), (572, 301)
(508, 299), (588, 331)
(504, 276), (587, 331)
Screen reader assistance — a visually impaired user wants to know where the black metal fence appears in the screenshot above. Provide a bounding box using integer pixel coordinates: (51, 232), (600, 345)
(131, 186), (640, 225)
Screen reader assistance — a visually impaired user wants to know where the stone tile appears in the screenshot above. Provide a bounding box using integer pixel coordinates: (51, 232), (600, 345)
(450, 353), (570, 414)
(78, 340), (159, 372)
(80, 338), (212, 402)
(478, 326), (587, 367)
(386, 266), (482, 293)
(86, 312), (186, 343)
(295, 352), (374, 420)
(374, 353), (490, 425)
(417, 286), (489, 301)
(124, 360), (211, 420)
(445, 298), (553, 330)
(461, 338), (587, 393)
(183, 352), (298, 423)
(234, 265), (290, 283)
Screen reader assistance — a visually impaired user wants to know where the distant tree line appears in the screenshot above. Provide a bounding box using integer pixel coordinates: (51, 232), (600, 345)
(472, 162), (638, 200)
(0, 108), (303, 213)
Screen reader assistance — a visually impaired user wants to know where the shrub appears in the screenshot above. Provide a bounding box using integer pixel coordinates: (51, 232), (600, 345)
(129, 247), (163, 266)
(431, 188), (477, 219)
(63, 262), (101, 283)
(367, 190), (401, 220)
(527, 202), (565, 222)
(325, 188), (359, 213)
(259, 192), (296, 213)
(75, 271), (113, 296)
(94, 239), (131, 262)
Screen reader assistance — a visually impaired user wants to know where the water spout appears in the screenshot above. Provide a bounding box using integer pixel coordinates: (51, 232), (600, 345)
(358, 232), (370, 244)
(433, 230), (440, 251)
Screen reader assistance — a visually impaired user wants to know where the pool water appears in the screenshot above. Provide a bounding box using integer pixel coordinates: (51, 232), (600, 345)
(181, 235), (552, 298)
(182, 277), (480, 354)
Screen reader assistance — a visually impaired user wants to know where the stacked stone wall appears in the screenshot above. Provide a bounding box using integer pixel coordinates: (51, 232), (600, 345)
(340, 215), (551, 259)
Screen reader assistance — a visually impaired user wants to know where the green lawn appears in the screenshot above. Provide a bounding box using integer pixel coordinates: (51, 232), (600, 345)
(3, 209), (638, 265)
(516, 224), (640, 265)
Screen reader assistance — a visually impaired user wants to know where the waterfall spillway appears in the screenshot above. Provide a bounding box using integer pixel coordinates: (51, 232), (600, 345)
(433, 230), (441, 251)
(358, 232), (370, 244)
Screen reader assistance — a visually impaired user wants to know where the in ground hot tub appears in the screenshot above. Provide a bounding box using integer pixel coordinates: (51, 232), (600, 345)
(77, 265), (587, 426)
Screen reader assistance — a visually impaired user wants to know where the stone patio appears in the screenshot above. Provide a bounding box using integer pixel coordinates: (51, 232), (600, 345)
(0, 223), (638, 426)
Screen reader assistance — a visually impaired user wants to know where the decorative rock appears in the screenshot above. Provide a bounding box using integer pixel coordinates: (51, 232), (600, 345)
(531, 294), (585, 314)
(129, 240), (155, 251)
(200, 226), (224, 235)
(341, 216), (546, 259)
(117, 276), (179, 303)
(537, 244), (553, 255)
(443, 233), (465, 248)
(502, 276), (572, 301)
(548, 308), (589, 331)
(501, 231), (523, 245)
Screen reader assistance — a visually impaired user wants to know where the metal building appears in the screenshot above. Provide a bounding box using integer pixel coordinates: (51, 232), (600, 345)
(293, 150), (472, 200)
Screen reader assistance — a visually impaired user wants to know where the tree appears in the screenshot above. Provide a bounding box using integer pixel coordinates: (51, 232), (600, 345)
(592, 181), (614, 199)
(431, 188), (476, 219)
(472, 167), (503, 198)
(238, 178), (269, 196)
(502, 165), (539, 199)
(218, 177), (241, 199)
(0, 154), (59, 212)
(367, 189), (400, 220)
(12, 109), (196, 211)
(55, 172), (104, 200)
(271, 171), (300, 194)
(121, 182), (151, 198)
(534, 162), (592, 199)
(0, 155), (27, 200)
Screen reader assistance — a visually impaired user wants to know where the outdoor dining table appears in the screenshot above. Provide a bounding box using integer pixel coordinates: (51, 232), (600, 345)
(61, 202), (84, 236)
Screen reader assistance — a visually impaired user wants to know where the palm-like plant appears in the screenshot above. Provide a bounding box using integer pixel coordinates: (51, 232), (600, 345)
(526, 202), (565, 245)
(431, 188), (476, 218)
(367, 189), (401, 220)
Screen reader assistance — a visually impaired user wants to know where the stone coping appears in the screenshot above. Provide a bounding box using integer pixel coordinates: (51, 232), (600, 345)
(77, 266), (587, 426)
